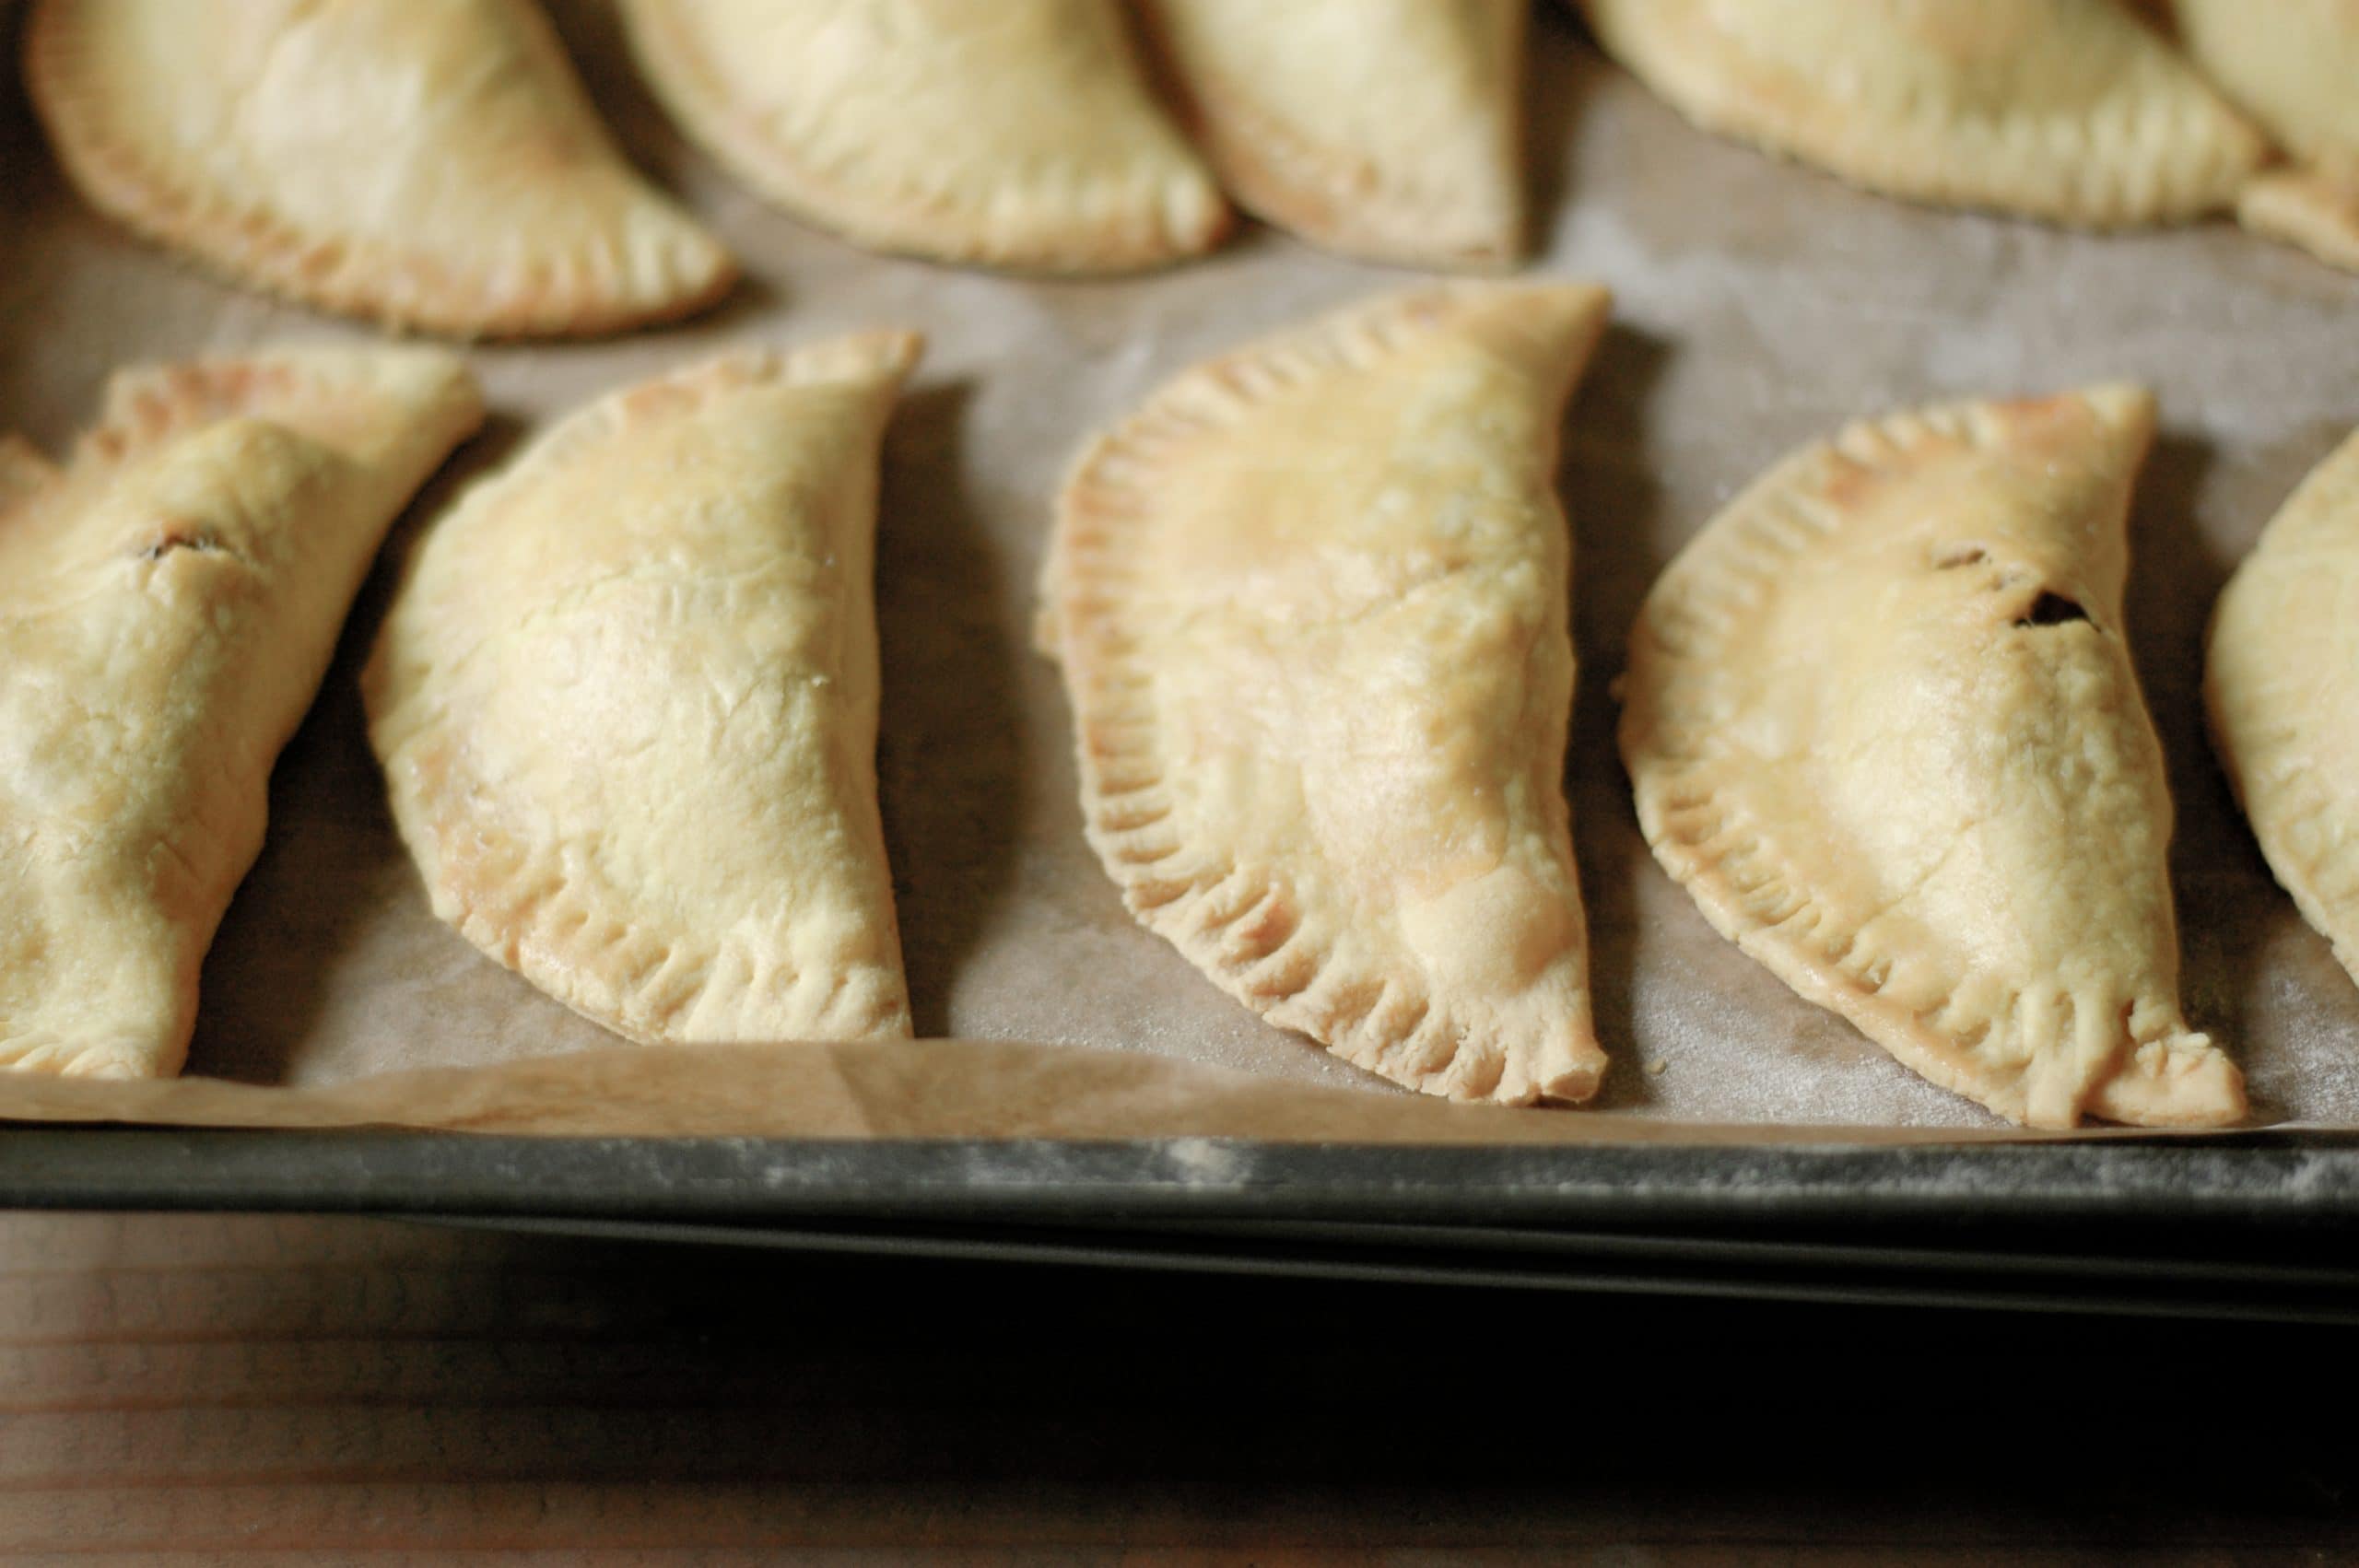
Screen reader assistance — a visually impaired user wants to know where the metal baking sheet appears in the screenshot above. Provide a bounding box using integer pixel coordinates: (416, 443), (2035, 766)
(5, 1), (2359, 1186)
(4, 1128), (2357, 1225)
(7, 1129), (2359, 1318)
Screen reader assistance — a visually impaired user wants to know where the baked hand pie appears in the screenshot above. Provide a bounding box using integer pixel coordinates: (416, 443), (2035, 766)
(0, 347), (483, 1078)
(1042, 283), (1611, 1105)
(618, 0), (1227, 273)
(1577, 0), (2268, 228)
(2162, 0), (2359, 270)
(25, 0), (736, 336)
(1620, 386), (2244, 1129)
(2208, 428), (2359, 988)
(365, 337), (921, 1047)
(1135, 0), (1526, 268)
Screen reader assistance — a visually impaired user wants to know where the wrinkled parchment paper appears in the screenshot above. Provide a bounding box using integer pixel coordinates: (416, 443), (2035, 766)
(1, 3), (2354, 1139)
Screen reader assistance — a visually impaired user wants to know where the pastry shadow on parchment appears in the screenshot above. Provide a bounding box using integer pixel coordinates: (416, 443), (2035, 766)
(663, 264), (787, 340)
(0, 21), (59, 222)
(1559, 318), (1672, 1111)
(187, 415), (531, 1083)
(0, 70), (120, 439)
(1523, 0), (1601, 263)
(873, 380), (1026, 1039)
(2126, 428), (2281, 1110)
(545, 0), (689, 192)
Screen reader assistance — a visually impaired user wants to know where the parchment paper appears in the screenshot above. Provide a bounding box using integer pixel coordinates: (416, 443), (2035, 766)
(2, 2), (2354, 1139)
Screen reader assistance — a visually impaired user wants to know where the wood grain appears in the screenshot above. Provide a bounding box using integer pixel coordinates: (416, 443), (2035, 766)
(0, 1212), (2350, 1561)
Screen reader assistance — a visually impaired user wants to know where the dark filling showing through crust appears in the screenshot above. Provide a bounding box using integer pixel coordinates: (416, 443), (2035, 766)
(2015, 591), (2089, 628)
(136, 527), (226, 560)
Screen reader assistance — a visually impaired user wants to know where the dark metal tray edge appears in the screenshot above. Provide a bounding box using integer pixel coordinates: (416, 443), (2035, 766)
(6, 1128), (2359, 1228)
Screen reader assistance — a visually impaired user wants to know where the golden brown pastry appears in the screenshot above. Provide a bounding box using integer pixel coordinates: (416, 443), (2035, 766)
(1043, 283), (1611, 1105)
(2163, 0), (2359, 269)
(0, 347), (484, 1078)
(1620, 386), (2244, 1129)
(365, 337), (921, 1047)
(2208, 428), (2359, 987)
(1578, 0), (2269, 228)
(1136, 0), (1527, 268)
(618, 0), (1227, 273)
(24, 0), (736, 336)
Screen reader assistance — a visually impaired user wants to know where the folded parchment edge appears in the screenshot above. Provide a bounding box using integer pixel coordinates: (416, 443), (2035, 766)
(0, 1038), (2254, 1143)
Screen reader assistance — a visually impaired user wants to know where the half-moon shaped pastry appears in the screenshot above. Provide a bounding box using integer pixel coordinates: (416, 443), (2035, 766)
(1577, 0), (2269, 228)
(1044, 283), (1611, 1104)
(1620, 386), (2244, 1129)
(0, 347), (484, 1078)
(2164, 0), (2359, 270)
(2208, 428), (2359, 986)
(618, 0), (1227, 273)
(1135, 0), (1526, 268)
(25, 0), (736, 336)
(365, 337), (920, 1047)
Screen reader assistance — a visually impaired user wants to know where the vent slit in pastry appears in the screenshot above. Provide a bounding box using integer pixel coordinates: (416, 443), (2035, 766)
(1044, 282), (1613, 1106)
(1576, 0), (2270, 229)
(364, 336), (921, 1047)
(1136, 0), (1527, 268)
(2208, 427), (2359, 989)
(618, 0), (1228, 273)
(0, 347), (485, 1078)
(2016, 591), (2091, 628)
(1620, 385), (2245, 1129)
(25, 0), (737, 336)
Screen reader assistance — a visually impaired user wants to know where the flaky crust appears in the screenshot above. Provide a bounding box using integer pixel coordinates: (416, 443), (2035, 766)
(1045, 283), (1611, 1106)
(1579, 0), (2268, 228)
(365, 337), (921, 1048)
(620, 0), (1227, 274)
(25, 0), (736, 336)
(1136, 0), (1526, 269)
(1620, 386), (2244, 1129)
(2208, 428), (2359, 989)
(0, 347), (484, 1078)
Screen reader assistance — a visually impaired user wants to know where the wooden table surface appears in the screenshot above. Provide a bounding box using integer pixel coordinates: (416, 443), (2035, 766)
(0, 1209), (2351, 1562)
